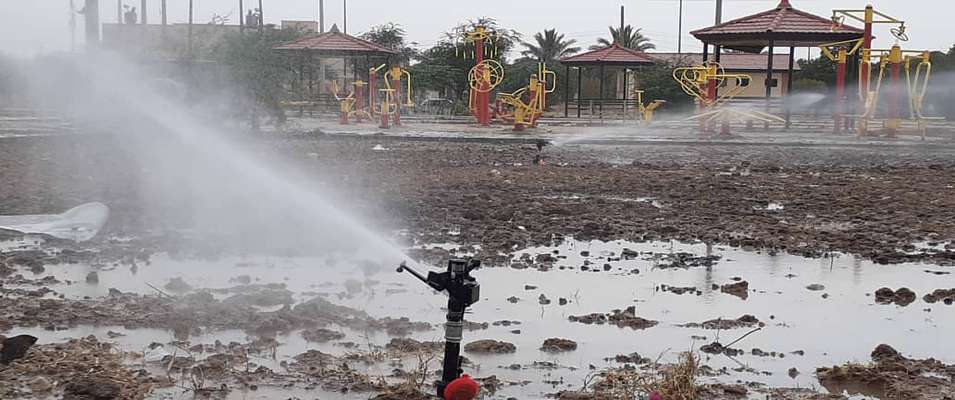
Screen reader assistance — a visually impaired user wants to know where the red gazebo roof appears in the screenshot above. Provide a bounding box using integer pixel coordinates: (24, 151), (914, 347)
(560, 43), (657, 66)
(691, 0), (864, 52)
(273, 24), (398, 57)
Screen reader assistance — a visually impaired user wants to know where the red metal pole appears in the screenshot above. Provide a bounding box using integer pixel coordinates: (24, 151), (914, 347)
(369, 70), (377, 117)
(354, 83), (364, 123)
(393, 73), (402, 126)
(475, 37), (489, 126)
(706, 64), (718, 134)
(834, 49), (847, 133)
(859, 6), (874, 111)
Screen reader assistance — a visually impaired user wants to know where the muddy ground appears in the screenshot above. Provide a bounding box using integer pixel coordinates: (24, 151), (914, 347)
(4, 131), (955, 399)
(5, 133), (955, 265)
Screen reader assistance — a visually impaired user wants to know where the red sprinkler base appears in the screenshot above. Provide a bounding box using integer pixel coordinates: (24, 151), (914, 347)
(444, 374), (479, 400)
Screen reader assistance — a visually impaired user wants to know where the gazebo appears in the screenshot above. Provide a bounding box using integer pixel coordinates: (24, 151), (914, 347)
(560, 43), (657, 118)
(690, 0), (864, 126)
(273, 24), (398, 105)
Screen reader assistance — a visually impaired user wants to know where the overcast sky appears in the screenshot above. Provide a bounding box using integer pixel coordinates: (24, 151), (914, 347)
(2, 0), (953, 58)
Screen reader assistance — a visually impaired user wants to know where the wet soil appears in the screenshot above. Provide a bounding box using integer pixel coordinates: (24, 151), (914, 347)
(817, 344), (955, 399)
(7, 134), (955, 266)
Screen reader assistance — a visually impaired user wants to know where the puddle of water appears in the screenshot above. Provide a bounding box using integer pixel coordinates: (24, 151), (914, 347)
(8, 239), (955, 399)
(753, 201), (785, 211)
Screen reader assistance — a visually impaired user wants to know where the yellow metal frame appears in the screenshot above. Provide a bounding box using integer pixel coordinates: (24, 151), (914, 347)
(383, 66), (415, 108)
(468, 59), (505, 111)
(632, 90), (665, 123)
(330, 81), (357, 116)
(672, 63), (751, 109)
(495, 63), (556, 128)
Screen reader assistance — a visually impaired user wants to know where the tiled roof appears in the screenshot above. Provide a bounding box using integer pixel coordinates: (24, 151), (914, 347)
(690, 0), (864, 50)
(273, 25), (398, 55)
(651, 52), (802, 71)
(560, 44), (657, 65)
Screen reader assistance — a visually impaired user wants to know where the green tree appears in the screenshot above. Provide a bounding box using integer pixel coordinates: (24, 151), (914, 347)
(591, 25), (655, 51)
(795, 55), (837, 87)
(214, 28), (307, 129)
(521, 29), (580, 64)
(410, 18), (522, 106)
(360, 23), (417, 65)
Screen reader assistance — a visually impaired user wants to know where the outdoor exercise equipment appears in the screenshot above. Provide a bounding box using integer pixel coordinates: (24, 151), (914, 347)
(396, 259), (482, 400)
(632, 90), (666, 123)
(369, 65), (413, 129)
(329, 80), (370, 125)
(830, 5), (941, 137)
(673, 62), (784, 135)
(459, 26), (504, 126)
(494, 63), (556, 131)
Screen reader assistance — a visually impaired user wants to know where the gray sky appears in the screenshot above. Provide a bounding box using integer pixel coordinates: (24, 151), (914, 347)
(2, 0), (953, 58)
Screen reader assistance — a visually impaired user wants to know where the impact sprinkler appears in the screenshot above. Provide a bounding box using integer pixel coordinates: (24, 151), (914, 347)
(396, 259), (481, 399)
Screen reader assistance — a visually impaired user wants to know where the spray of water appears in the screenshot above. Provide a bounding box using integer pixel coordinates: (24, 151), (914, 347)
(17, 52), (410, 268)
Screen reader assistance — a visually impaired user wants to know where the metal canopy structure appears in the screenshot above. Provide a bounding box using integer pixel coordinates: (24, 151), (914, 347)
(559, 44), (657, 118)
(689, 0), (865, 127)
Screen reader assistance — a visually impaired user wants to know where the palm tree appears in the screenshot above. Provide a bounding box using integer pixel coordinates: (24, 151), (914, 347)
(590, 25), (655, 51)
(521, 29), (581, 64)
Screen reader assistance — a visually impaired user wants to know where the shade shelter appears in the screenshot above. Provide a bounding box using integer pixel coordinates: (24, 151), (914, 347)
(690, 0), (864, 127)
(560, 43), (657, 118)
(273, 24), (398, 107)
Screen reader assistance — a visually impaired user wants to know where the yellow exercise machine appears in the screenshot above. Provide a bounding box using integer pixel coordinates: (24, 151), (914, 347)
(673, 62), (784, 135)
(493, 63), (556, 131)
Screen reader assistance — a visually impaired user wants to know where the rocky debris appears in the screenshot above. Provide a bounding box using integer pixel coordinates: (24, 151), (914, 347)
(385, 338), (442, 353)
(720, 280), (749, 299)
(605, 352), (650, 364)
(658, 284), (700, 295)
(806, 284), (826, 291)
(680, 315), (762, 330)
(163, 277), (192, 292)
(538, 294), (551, 305)
(788, 367), (800, 379)
(524, 284), (537, 290)
(874, 287), (917, 306)
(569, 306), (658, 330)
(540, 338), (577, 352)
(464, 339), (516, 354)
(818, 344), (955, 399)
(1, 334), (38, 364)
(923, 288), (955, 305)
(84, 271), (98, 284)
(0, 336), (154, 399)
(301, 328), (345, 343)
(650, 252), (721, 269)
(506, 296), (520, 303)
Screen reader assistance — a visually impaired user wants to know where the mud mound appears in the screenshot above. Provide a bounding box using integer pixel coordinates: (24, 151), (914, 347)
(464, 339), (516, 354)
(658, 284), (700, 295)
(385, 338), (443, 353)
(540, 338), (578, 352)
(680, 315), (762, 330)
(720, 281), (749, 300)
(0, 336), (154, 399)
(923, 288), (955, 305)
(874, 287), (917, 306)
(818, 344), (955, 400)
(569, 306), (658, 330)
(650, 252), (721, 269)
(301, 328), (345, 343)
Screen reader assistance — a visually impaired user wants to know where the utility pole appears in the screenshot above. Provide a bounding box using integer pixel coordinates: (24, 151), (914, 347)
(343, 0), (347, 34)
(117, 0), (121, 23)
(258, 0), (263, 34)
(714, 0), (723, 63)
(239, 0), (243, 32)
(677, 0), (683, 54)
(187, 0), (193, 55)
(140, 0), (146, 24)
(70, 0), (77, 52)
(619, 5), (624, 36)
(319, 0), (324, 32)
(161, 0), (166, 25)
(84, 0), (101, 48)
